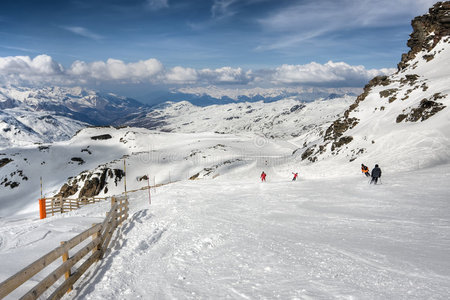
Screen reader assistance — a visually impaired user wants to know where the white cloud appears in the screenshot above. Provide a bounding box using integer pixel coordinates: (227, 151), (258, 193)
(211, 0), (238, 18)
(199, 67), (253, 84)
(0, 55), (65, 85)
(146, 0), (169, 11)
(69, 58), (164, 82)
(62, 26), (103, 40)
(0, 54), (394, 88)
(0, 55), (63, 75)
(257, 0), (437, 50)
(272, 61), (395, 85)
(166, 66), (198, 83)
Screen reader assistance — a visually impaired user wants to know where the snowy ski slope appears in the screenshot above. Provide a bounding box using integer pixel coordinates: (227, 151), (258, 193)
(1, 165), (449, 299)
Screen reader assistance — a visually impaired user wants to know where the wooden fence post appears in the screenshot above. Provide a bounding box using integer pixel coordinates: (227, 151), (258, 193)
(91, 224), (101, 261)
(60, 241), (72, 293)
(59, 196), (63, 214)
(111, 197), (117, 227)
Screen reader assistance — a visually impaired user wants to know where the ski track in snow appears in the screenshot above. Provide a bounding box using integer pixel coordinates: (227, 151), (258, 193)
(52, 167), (450, 300)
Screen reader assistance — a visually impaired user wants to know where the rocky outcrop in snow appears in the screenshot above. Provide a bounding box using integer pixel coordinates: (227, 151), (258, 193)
(398, 1), (450, 70)
(55, 167), (125, 198)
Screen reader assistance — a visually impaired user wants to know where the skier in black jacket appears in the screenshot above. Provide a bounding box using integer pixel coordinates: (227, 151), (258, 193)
(370, 164), (382, 184)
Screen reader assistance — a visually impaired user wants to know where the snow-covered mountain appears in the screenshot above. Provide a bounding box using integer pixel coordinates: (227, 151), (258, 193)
(296, 1), (450, 172)
(123, 96), (354, 139)
(0, 109), (87, 149)
(0, 86), (146, 148)
(164, 86), (360, 106)
(0, 84), (357, 148)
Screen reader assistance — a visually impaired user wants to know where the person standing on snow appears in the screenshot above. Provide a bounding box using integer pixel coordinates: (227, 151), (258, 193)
(261, 171), (267, 182)
(361, 164), (370, 177)
(292, 172), (298, 181)
(370, 164), (382, 184)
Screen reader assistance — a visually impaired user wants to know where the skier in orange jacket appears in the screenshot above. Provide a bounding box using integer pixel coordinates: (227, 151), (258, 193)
(361, 164), (370, 177)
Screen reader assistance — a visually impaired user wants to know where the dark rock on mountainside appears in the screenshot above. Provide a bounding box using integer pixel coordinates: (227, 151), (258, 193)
(91, 134), (112, 140)
(396, 93), (447, 123)
(55, 167), (125, 198)
(321, 75), (388, 142)
(70, 157), (85, 165)
(0, 158), (13, 168)
(398, 1), (450, 70)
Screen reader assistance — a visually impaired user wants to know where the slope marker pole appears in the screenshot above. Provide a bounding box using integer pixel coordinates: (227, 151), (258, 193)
(124, 159), (127, 196)
(147, 174), (151, 205)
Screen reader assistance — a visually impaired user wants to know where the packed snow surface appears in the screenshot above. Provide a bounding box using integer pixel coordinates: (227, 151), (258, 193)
(0, 164), (449, 299)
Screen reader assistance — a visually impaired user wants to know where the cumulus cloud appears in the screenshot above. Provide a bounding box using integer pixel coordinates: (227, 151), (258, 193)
(272, 61), (395, 85)
(199, 67), (253, 84)
(0, 54), (395, 88)
(166, 66), (198, 83)
(69, 58), (164, 82)
(0, 55), (65, 85)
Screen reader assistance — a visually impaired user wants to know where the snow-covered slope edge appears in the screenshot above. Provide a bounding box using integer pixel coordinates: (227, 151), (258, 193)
(0, 126), (297, 216)
(297, 2), (450, 173)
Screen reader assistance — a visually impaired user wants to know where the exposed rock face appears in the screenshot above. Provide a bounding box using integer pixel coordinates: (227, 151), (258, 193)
(396, 93), (447, 123)
(58, 182), (79, 198)
(398, 2), (450, 70)
(79, 169), (108, 197)
(55, 167), (125, 198)
(91, 134), (112, 140)
(0, 158), (13, 168)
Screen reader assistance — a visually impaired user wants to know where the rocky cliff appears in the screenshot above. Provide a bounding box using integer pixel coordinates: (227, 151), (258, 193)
(398, 1), (450, 70)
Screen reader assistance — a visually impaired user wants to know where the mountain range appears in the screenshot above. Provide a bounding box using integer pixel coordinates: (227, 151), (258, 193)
(0, 85), (358, 149)
(0, 1), (449, 214)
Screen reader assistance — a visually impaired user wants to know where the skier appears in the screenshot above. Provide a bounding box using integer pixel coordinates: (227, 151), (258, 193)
(260, 171), (267, 182)
(292, 172), (298, 181)
(361, 164), (370, 177)
(370, 164), (382, 184)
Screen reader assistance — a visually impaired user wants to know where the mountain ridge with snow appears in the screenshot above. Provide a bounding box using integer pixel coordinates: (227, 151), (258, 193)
(296, 1), (450, 170)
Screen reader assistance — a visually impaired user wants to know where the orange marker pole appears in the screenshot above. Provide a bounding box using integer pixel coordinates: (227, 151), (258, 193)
(39, 198), (46, 219)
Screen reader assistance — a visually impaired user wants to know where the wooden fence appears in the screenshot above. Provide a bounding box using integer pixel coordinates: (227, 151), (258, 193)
(0, 196), (129, 300)
(43, 197), (107, 217)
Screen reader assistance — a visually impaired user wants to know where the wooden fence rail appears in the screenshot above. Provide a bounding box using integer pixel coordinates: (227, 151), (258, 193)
(43, 197), (107, 217)
(0, 196), (129, 300)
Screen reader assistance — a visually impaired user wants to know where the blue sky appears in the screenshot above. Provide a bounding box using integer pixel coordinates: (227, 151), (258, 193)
(0, 0), (438, 98)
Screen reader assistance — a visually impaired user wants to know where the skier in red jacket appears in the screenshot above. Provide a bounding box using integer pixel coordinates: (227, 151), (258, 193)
(260, 171), (267, 182)
(292, 172), (298, 181)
